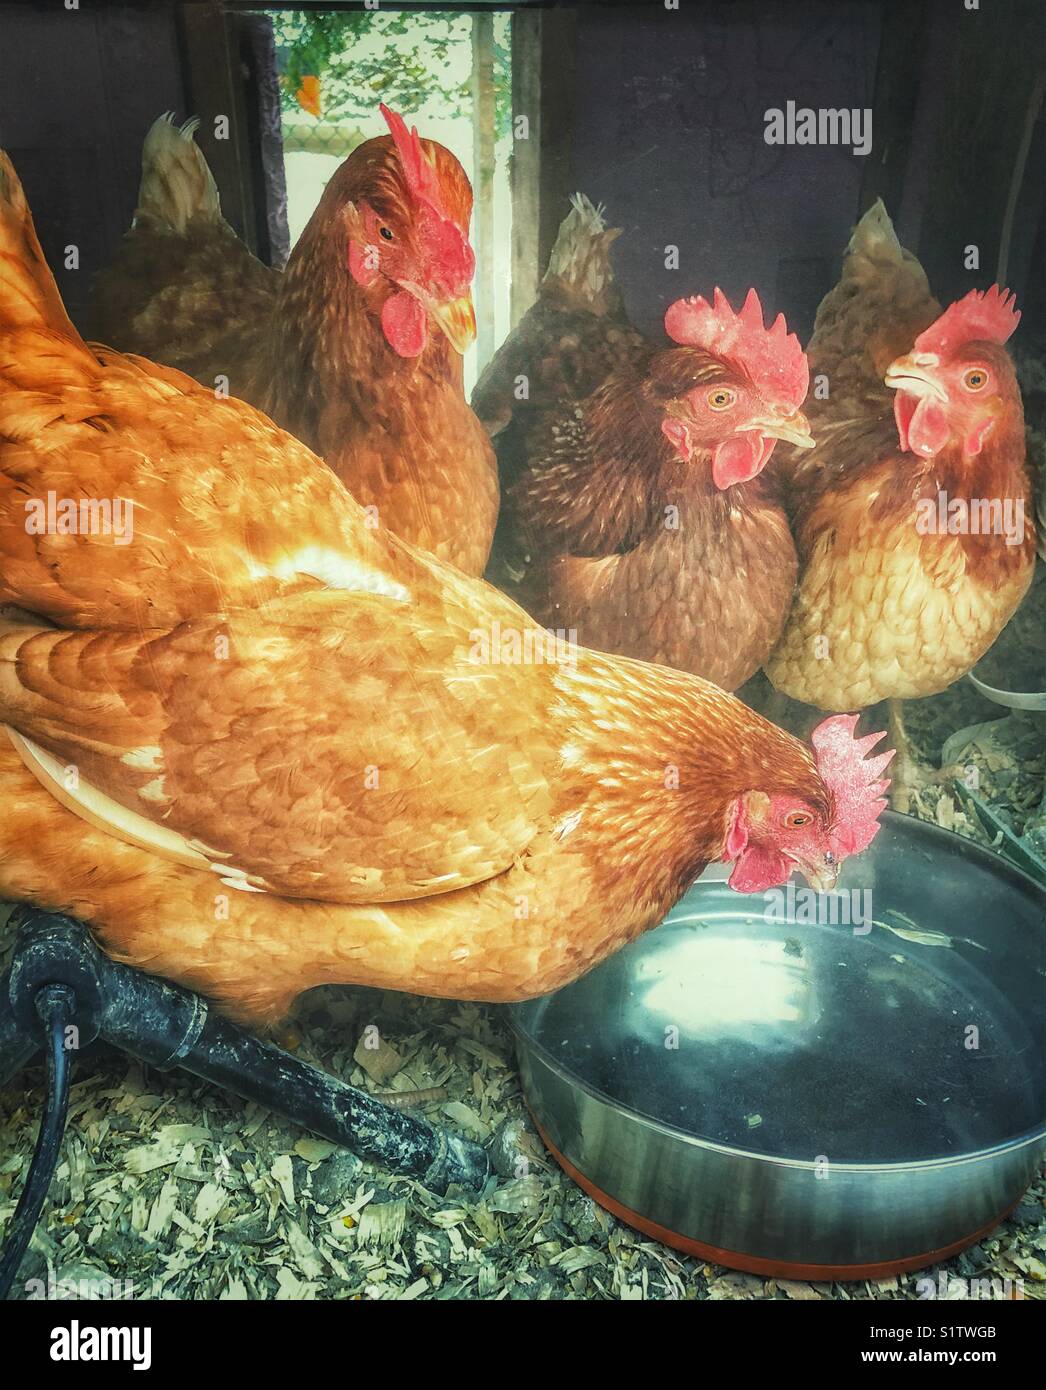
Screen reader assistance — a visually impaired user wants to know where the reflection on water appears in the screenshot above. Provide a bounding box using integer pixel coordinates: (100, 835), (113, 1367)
(638, 935), (811, 1035)
(519, 851), (1044, 1162)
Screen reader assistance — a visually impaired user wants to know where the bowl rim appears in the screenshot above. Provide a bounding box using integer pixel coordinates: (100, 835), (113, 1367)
(967, 670), (1046, 709)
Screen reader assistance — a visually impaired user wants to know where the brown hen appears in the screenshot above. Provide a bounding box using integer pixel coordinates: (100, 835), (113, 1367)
(87, 108), (497, 575)
(765, 202), (1036, 800)
(490, 273), (813, 690)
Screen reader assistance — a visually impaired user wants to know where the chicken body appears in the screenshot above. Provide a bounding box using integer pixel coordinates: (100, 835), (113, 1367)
(766, 416), (1033, 708)
(478, 198), (806, 689)
(0, 611), (829, 1026)
(0, 150), (885, 1030)
(88, 115), (497, 575)
(472, 195), (647, 497)
(502, 353), (798, 689)
(765, 202), (1035, 710)
(0, 336), (397, 631)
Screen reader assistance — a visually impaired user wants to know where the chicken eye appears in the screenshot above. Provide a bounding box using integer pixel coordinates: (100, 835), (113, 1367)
(707, 387), (737, 411)
(962, 367), (988, 392)
(379, 226), (394, 242)
(785, 812), (812, 828)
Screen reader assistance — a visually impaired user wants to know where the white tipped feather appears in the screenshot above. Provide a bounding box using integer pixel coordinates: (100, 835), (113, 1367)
(847, 198), (903, 260)
(134, 112), (222, 234)
(842, 199), (931, 295)
(6, 727), (271, 891)
(567, 192), (608, 233)
(542, 192), (622, 314)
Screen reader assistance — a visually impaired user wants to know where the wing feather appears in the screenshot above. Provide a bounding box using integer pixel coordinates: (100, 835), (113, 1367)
(0, 590), (557, 904)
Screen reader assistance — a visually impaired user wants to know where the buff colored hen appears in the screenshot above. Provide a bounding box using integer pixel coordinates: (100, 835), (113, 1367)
(765, 203), (1035, 801)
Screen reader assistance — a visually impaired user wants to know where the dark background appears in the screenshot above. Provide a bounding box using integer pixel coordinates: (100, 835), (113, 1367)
(0, 0), (1043, 343)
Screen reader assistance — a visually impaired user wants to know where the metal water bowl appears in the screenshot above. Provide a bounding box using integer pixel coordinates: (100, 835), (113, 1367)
(510, 813), (1046, 1279)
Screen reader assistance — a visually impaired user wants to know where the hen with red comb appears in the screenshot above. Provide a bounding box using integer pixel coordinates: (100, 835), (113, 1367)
(765, 201), (1034, 809)
(88, 107), (497, 577)
(491, 221), (814, 692)
(665, 287), (810, 412)
(912, 284), (1021, 360)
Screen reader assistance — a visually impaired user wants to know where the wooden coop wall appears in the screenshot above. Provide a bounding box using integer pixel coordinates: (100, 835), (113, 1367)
(524, 0), (1046, 342)
(0, 1), (186, 329)
(0, 0), (280, 333)
(0, 0), (1042, 343)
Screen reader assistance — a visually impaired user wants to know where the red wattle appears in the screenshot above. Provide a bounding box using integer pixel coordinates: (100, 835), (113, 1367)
(904, 394), (950, 458)
(711, 433), (776, 490)
(728, 844), (790, 893)
(381, 291), (427, 358)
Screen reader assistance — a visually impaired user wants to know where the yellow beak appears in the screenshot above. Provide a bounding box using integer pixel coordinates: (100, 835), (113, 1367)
(793, 853), (840, 893)
(745, 409), (816, 449)
(883, 354), (948, 401)
(430, 293), (477, 355)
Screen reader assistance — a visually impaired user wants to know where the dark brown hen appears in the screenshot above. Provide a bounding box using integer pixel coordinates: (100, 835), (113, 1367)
(489, 254), (813, 691)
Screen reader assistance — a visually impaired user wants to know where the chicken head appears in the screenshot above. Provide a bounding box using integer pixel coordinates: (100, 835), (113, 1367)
(660, 287), (814, 485)
(885, 285), (1021, 460)
(345, 104), (477, 356)
(723, 715), (894, 894)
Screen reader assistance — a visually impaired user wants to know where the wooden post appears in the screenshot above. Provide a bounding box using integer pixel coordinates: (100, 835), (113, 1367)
(857, 0), (931, 224)
(510, 8), (541, 327)
(472, 11), (496, 373)
(175, 0), (258, 250)
(509, 8), (578, 327)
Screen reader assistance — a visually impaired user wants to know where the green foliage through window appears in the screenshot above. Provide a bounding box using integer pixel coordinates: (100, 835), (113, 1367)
(270, 9), (511, 138)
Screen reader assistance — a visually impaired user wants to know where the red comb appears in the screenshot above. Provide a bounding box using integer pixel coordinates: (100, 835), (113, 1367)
(811, 715), (894, 858)
(380, 103), (449, 222)
(913, 285), (1020, 359)
(664, 288), (809, 410)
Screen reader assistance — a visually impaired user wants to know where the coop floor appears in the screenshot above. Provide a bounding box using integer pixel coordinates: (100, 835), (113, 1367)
(0, 655), (1043, 1302)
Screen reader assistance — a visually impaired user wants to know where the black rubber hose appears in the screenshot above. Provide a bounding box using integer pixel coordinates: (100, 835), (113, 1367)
(0, 984), (75, 1301)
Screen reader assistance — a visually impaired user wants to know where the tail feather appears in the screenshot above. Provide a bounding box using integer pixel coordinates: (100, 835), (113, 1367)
(845, 197), (907, 265)
(0, 150), (81, 341)
(806, 198), (940, 391)
(829, 199), (934, 310)
(134, 113), (222, 234)
(542, 192), (623, 317)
